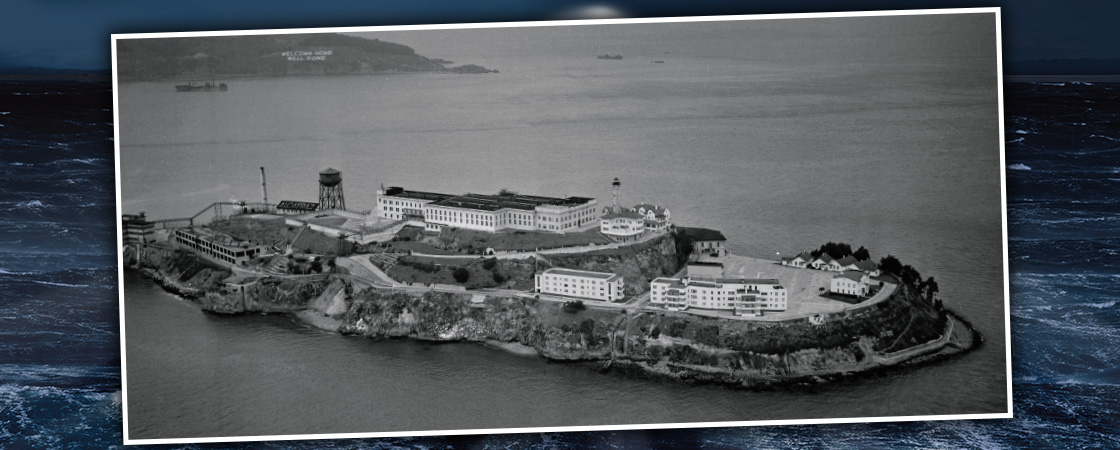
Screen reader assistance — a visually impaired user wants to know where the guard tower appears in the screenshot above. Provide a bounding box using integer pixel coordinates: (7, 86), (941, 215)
(318, 168), (346, 210)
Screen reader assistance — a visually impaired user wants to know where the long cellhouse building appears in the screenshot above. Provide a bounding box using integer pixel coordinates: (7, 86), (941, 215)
(376, 186), (598, 233)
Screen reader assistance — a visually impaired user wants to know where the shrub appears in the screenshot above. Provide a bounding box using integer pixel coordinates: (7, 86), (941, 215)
(492, 272), (506, 284)
(562, 300), (586, 313)
(453, 267), (470, 283)
(481, 258), (498, 270)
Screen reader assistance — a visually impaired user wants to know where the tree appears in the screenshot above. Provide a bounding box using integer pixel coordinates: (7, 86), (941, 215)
(924, 276), (939, 302)
(879, 255), (903, 276)
(579, 318), (596, 337)
(899, 264), (922, 287)
(562, 300), (586, 313)
(492, 271), (506, 284)
(853, 246), (870, 261)
(452, 267), (470, 283)
(811, 242), (854, 259)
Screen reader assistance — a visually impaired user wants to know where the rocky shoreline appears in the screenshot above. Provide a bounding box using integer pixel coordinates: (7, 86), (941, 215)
(128, 240), (981, 391)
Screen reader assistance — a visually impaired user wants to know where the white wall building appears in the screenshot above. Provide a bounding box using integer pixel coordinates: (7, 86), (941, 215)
(535, 268), (624, 302)
(830, 270), (870, 297)
(376, 186), (597, 234)
(633, 203), (671, 232)
(650, 276), (788, 316)
(600, 210), (646, 242)
(780, 251), (814, 268)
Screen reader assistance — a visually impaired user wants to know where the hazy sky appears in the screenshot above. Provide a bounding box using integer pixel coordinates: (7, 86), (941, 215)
(362, 14), (995, 64)
(0, 0), (1116, 70)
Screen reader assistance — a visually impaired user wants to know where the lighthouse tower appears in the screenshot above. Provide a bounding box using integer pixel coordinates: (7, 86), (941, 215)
(318, 168), (346, 211)
(611, 177), (622, 213)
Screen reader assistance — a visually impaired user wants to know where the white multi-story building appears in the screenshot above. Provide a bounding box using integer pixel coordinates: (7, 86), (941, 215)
(650, 276), (787, 316)
(376, 186), (597, 233)
(535, 268), (624, 302)
(600, 210), (646, 242)
(830, 270), (870, 297)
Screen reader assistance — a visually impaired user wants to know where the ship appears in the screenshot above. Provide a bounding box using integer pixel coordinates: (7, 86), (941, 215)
(174, 52), (227, 92)
(175, 82), (227, 92)
(597, 54), (623, 60)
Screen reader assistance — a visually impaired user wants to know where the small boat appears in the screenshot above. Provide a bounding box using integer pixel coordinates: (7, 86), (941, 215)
(597, 54), (623, 60)
(652, 60), (665, 64)
(175, 82), (228, 92)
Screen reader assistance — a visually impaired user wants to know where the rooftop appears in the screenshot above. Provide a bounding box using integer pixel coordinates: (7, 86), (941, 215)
(382, 187), (457, 202)
(544, 267), (623, 282)
(602, 210), (645, 220)
(688, 261), (724, 267)
(681, 227), (726, 242)
(386, 186), (594, 212)
(836, 270), (868, 282)
(276, 200), (319, 212)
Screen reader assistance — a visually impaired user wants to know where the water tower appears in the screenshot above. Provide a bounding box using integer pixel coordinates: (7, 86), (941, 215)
(318, 167), (346, 210)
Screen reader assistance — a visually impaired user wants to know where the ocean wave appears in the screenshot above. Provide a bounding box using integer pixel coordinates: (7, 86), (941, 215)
(30, 280), (89, 288)
(14, 200), (46, 209)
(1008, 163), (1031, 170)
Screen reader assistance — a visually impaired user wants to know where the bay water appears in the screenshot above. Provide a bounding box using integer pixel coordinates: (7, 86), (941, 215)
(117, 50), (1006, 439)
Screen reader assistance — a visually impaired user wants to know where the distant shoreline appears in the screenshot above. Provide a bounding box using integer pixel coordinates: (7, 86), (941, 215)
(1004, 75), (1120, 82)
(0, 73), (110, 82)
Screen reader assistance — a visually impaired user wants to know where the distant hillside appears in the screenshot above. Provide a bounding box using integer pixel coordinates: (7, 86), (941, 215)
(115, 33), (492, 81)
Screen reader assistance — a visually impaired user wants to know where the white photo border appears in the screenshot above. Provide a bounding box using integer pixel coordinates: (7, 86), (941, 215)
(113, 7), (1011, 445)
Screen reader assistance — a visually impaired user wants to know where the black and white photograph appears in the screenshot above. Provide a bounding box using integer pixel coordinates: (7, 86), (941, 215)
(114, 10), (1009, 444)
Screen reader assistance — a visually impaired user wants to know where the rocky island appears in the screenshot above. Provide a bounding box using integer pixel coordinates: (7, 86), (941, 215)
(125, 216), (981, 389)
(115, 33), (496, 82)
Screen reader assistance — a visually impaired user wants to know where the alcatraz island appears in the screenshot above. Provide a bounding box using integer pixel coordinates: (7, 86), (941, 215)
(123, 168), (981, 389)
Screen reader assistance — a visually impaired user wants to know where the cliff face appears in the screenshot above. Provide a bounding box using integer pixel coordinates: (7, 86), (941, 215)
(129, 246), (230, 295)
(131, 238), (973, 388)
(548, 234), (681, 296)
(197, 276), (333, 314)
(338, 290), (614, 360)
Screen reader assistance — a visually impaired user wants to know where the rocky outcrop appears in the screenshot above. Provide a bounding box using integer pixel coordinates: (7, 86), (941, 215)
(338, 290), (614, 360)
(129, 245), (230, 295)
(548, 234), (681, 295)
(130, 239), (979, 389)
(197, 276), (332, 314)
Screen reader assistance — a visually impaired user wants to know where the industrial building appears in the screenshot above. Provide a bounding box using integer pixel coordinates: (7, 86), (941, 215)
(121, 212), (154, 246)
(172, 227), (265, 266)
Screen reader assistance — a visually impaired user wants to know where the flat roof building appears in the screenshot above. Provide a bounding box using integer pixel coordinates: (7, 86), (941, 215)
(650, 276), (787, 316)
(172, 227), (265, 266)
(535, 267), (624, 302)
(377, 186), (597, 233)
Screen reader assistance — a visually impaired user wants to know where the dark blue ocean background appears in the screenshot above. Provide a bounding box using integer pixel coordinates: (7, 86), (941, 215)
(2, 78), (1118, 448)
